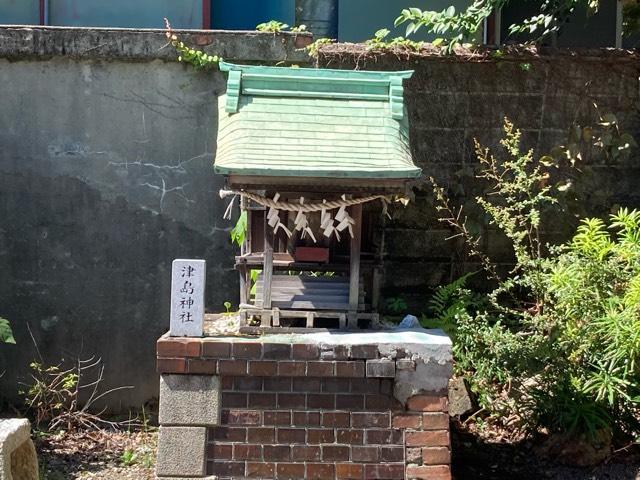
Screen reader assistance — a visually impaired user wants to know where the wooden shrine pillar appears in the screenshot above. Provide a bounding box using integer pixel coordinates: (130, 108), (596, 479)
(262, 214), (274, 313)
(239, 198), (249, 305)
(348, 204), (363, 329)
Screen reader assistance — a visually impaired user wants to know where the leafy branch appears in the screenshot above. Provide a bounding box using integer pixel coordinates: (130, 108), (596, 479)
(22, 356), (135, 431)
(431, 177), (498, 280)
(256, 20), (307, 33)
(0, 317), (14, 344)
(395, 3), (495, 53)
(365, 28), (424, 52)
(393, 1), (607, 53)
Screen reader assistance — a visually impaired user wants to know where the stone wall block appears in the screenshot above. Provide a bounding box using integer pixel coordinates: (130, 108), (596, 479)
(156, 426), (207, 477)
(159, 374), (221, 426)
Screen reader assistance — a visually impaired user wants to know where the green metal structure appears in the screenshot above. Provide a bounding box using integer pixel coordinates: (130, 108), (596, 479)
(215, 62), (421, 330)
(215, 62), (421, 180)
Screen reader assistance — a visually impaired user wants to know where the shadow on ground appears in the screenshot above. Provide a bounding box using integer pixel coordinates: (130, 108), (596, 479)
(452, 427), (640, 480)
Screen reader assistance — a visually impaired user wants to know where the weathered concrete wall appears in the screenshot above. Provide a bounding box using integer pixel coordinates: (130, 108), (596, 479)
(0, 26), (638, 410)
(318, 46), (640, 304)
(0, 26), (311, 409)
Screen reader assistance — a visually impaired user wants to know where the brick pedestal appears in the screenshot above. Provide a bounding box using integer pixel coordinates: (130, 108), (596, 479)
(156, 331), (452, 480)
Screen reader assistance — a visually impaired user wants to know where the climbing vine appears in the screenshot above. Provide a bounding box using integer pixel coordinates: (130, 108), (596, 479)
(165, 18), (221, 70)
(165, 18), (310, 69)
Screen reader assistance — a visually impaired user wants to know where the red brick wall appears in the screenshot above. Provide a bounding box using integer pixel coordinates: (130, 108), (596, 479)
(157, 337), (451, 480)
(209, 376), (406, 479)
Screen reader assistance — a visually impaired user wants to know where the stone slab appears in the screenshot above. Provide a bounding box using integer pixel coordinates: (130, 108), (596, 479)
(159, 374), (221, 426)
(156, 426), (207, 477)
(448, 376), (474, 417)
(202, 329), (452, 358)
(10, 440), (38, 480)
(198, 328), (453, 406)
(170, 259), (206, 337)
(0, 418), (37, 480)
(0, 25), (312, 63)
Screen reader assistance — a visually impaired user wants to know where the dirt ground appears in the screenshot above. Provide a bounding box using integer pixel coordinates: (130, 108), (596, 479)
(35, 426), (640, 480)
(36, 429), (155, 480)
(452, 429), (640, 480)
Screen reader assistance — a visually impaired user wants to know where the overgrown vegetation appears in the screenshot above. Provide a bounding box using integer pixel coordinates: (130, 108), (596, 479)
(256, 20), (307, 33)
(365, 28), (423, 52)
(384, 296), (409, 315)
(165, 17), (311, 70)
(625, 0), (640, 36)
(22, 356), (134, 431)
(164, 18), (221, 70)
(392, 0), (639, 53)
(306, 37), (336, 57)
(424, 118), (639, 445)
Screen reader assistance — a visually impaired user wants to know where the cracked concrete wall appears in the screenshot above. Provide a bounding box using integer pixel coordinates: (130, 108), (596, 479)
(0, 27), (311, 410)
(1, 25), (639, 411)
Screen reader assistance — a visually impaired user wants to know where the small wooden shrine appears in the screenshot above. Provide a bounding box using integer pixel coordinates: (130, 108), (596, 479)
(215, 62), (421, 329)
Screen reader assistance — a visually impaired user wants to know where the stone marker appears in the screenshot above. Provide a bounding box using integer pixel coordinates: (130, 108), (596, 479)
(0, 418), (38, 480)
(170, 259), (206, 337)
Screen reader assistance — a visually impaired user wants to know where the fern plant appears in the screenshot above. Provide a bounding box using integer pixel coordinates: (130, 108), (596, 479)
(421, 272), (478, 337)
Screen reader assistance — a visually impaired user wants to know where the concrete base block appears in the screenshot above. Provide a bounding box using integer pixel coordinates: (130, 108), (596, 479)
(156, 426), (207, 478)
(0, 418), (38, 480)
(159, 374), (220, 426)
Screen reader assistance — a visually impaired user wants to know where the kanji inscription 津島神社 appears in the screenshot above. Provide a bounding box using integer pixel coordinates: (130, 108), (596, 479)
(169, 259), (205, 337)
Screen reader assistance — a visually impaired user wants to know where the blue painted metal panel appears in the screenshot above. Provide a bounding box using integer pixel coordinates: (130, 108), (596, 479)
(338, 0), (472, 42)
(0, 0), (39, 25)
(211, 0), (294, 30)
(49, 0), (202, 28)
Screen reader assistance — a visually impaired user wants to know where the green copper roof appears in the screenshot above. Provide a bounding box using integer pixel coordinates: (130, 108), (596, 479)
(215, 62), (421, 180)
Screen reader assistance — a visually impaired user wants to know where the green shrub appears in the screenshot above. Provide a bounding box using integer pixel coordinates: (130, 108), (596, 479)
(540, 210), (640, 436)
(427, 119), (639, 440)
